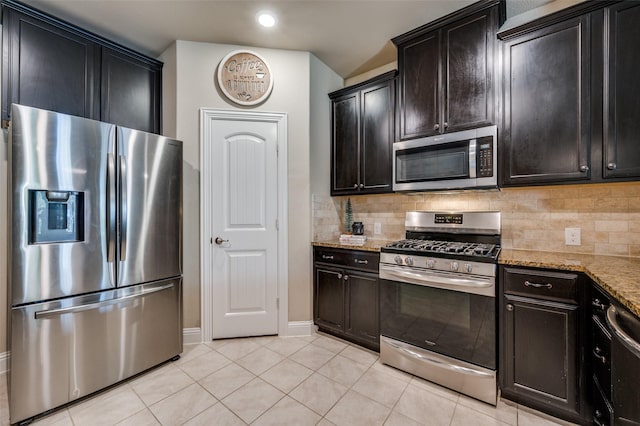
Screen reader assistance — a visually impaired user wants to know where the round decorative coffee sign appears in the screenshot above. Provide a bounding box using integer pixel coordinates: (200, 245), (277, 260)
(217, 50), (273, 106)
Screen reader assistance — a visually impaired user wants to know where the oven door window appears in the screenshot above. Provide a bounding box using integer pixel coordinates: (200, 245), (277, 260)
(395, 141), (470, 183)
(380, 279), (495, 369)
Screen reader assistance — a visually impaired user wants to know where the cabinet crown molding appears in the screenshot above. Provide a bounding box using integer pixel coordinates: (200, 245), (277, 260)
(392, 0), (505, 46)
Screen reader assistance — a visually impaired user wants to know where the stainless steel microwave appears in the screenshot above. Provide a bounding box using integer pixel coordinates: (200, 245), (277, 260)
(393, 125), (497, 191)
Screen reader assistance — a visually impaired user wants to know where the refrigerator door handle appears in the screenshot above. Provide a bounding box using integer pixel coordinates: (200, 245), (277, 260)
(34, 283), (174, 319)
(107, 153), (116, 262)
(119, 154), (128, 261)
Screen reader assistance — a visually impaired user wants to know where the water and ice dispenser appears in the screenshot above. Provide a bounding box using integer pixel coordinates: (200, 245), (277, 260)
(29, 190), (84, 244)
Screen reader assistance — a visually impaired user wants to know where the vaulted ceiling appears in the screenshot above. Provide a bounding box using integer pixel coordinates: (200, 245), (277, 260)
(27, 0), (553, 78)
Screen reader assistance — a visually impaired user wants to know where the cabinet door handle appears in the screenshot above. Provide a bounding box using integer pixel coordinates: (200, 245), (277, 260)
(433, 123), (440, 130)
(443, 122), (449, 129)
(343, 275), (349, 281)
(337, 273), (343, 279)
(354, 259), (368, 265)
(322, 255), (334, 260)
(593, 347), (607, 364)
(580, 165), (589, 172)
(524, 280), (553, 289)
(592, 299), (607, 311)
(353, 183), (358, 189)
(359, 183), (364, 189)
(593, 410), (605, 426)
(506, 304), (514, 311)
(607, 162), (617, 170)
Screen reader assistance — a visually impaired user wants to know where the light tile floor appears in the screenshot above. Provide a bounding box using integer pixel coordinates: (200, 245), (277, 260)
(0, 333), (576, 426)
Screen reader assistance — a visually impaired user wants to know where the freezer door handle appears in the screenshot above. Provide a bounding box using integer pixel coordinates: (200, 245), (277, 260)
(34, 283), (174, 319)
(119, 155), (128, 261)
(107, 153), (117, 262)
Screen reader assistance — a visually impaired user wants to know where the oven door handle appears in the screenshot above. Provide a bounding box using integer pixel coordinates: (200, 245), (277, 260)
(382, 337), (494, 378)
(380, 265), (494, 297)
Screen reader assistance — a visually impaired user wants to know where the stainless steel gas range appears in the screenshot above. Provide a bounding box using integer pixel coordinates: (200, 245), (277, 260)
(379, 211), (501, 405)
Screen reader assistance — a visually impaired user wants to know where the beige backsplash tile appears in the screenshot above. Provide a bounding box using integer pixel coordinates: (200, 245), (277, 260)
(312, 181), (640, 257)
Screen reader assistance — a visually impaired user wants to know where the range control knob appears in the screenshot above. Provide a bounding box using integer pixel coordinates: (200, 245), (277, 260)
(465, 264), (472, 273)
(405, 257), (414, 266)
(394, 255), (403, 265)
(427, 259), (435, 269)
(451, 261), (459, 272)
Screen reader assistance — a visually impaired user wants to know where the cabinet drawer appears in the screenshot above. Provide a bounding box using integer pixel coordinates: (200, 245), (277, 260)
(503, 267), (578, 303)
(592, 318), (612, 400)
(314, 248), (379, 272)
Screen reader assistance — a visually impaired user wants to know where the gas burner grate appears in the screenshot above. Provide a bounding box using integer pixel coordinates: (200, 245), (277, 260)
(384, 239), (497, 258)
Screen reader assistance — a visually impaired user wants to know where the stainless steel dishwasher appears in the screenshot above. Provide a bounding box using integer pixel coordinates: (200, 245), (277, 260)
(607, 303), (640, 425)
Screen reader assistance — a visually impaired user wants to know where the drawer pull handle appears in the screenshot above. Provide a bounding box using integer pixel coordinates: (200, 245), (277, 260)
(592, 299), (607, 311)
(593, 347), (607, 364)
(322, 255), (334, 260)
(354, 259), (368, 265)
(524, 280), (553, 289)
(594, 410), (605, 426)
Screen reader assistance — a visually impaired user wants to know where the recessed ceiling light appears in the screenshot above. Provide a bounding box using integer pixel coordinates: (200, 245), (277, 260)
(257, 11), (277, 28)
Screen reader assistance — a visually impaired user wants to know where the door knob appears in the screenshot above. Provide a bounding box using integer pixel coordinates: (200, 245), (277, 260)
(214, 237), (229, 245)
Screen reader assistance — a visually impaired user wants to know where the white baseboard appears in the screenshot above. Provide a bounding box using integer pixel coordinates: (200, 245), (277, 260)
(286, 320), (314, 336)
(183, 327), (202, 345)
(0, 351), (7, 374)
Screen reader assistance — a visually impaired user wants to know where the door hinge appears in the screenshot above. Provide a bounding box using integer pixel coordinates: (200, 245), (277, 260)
(210, 237), (213, 244)
(275, 219), (279, 231)
(276, 298), (280, 309)
(276, 144), (279, 156)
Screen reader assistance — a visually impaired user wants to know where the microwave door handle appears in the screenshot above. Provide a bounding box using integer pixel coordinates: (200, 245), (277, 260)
(468, 138), (477, 178)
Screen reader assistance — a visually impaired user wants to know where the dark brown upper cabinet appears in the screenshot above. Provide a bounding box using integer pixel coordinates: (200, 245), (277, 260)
(2, 0), (162, 134)
(602, 2), (640, 180)
(1, 7), (101, 123)
(393, 0), (504, 141)
(101, 47), (162, 133)
(329, 71), (396, 196)
(500, 16), (591, 186)
(499, 0), (640, 186)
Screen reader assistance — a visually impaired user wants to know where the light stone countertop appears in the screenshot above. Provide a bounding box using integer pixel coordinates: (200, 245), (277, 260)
(312, 239), (394, 253)
(499, 249), (640, 318)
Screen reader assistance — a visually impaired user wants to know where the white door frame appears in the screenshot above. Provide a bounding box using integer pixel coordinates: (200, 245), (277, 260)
(200, 108), (288, 342)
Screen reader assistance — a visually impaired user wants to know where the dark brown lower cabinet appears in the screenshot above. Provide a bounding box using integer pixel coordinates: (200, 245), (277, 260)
(591, 282), (640, 426)
(501, 295), (578, 412)
(313, 247), (379, 351)
(314, 265), (345, 333)
(499, 266), (586, 424)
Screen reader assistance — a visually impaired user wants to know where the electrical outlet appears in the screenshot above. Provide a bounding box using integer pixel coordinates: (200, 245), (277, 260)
(565, 228), (581, 246)
(374, 222), (382, 235)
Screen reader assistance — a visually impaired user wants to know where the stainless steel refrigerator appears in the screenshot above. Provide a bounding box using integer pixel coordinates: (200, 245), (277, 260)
(7, 104), (183, 424)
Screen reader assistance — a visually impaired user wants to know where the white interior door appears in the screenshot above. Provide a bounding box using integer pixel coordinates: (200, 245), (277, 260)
(209, 117), (279, 339)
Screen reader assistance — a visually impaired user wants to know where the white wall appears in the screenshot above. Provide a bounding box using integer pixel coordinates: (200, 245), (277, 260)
(310, 55), (343, 199)
(164, 40), (342, 328)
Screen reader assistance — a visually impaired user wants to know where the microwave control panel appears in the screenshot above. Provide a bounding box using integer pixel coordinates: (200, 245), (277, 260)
(476, 136), (493, 177)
